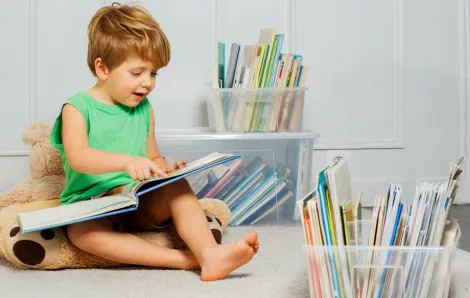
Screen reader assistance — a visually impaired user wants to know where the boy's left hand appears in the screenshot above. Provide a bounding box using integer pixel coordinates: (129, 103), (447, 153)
(165, 158), (187, 173)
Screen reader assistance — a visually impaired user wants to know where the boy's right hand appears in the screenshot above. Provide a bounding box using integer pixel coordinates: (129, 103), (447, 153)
(125, 157), (168, 181)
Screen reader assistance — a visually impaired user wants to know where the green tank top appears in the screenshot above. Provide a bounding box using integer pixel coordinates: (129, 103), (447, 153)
(50, 92), (150, 205)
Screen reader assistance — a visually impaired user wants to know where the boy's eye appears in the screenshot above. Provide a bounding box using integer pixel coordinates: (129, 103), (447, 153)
(151, 72), (158, 77)
(131, 72), (142, 76)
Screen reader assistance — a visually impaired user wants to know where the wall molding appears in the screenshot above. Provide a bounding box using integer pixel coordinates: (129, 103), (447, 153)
(29, 0), (38, 125)
(0, 0), (38, 158)
(212, 0), (220, 67)
(285, 0), (294, 55)
(0, 150), (30, 157)
(313, 0), (405, 150)
(463, 0), (470, 177)
(314, 138), (404, 151)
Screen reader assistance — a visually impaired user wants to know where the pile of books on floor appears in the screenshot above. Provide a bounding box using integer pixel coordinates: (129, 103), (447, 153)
(298, 157), (465, 298)
(210, 28), (308, 132)
(187, 156), (295, 226)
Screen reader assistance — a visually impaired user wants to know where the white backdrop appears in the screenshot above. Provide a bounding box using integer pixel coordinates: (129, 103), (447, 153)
(1, 0), (469, 206)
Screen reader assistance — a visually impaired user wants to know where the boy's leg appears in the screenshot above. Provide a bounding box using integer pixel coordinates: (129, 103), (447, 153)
(144, 178), (260, 281)
(66, 217), (199, 270)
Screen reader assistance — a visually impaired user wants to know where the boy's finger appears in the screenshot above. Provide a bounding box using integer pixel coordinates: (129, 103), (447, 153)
(137, 168), (146, 181)
(130, 171), (137, 180)
(157, 168), (167, 177)
(143, 168), (151, 180)
(149, 162), (167, 177)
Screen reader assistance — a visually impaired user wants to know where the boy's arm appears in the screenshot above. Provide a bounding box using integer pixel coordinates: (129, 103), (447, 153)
(62, 104), (140, 174)
(146, 103), (167, 169)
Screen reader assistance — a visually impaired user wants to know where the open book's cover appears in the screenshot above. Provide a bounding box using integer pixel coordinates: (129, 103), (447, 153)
(18, 152), (241, 234)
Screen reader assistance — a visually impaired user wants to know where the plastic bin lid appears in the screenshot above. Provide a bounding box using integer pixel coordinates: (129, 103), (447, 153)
(155, 128), (319, 141)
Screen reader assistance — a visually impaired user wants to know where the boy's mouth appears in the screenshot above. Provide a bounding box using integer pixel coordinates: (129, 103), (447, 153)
(133, 92), (146, 98)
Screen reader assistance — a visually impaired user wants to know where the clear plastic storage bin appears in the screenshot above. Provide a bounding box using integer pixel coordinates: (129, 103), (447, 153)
(207, 87), (307, 133)
(156, 130), (318, 226)
(304, 220), (461, 298)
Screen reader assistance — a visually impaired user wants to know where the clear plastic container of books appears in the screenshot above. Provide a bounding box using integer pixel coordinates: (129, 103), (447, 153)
(207, 87), (307, 133)
(304, 220), (461, 298)
(156, 129), (318, 227)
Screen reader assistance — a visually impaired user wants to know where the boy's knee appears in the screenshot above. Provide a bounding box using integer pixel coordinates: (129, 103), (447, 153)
(67, 221), (107, 251)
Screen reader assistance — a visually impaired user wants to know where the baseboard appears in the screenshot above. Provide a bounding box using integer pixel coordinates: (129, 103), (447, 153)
(352, 177), (470, 206)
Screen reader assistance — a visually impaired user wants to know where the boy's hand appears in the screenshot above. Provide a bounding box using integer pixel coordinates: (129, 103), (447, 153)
(165, 158), (187, 174)
(125, 157), (168, 181)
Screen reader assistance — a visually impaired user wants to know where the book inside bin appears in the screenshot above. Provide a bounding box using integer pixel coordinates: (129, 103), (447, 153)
(156, 130), (318, 227)
(207, 87), (307, 133)
(304, 220), (460, 298)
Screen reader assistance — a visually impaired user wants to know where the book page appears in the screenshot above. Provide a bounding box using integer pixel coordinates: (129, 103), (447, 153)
(18, 194), (136, 232)
(131, 152), (236, 195)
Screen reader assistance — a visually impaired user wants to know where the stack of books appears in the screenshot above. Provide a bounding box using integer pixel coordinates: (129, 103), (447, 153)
(186, 156), (295, 226)
(214, 28), (308, 89)
(298, 157), (465, 298)
(210, 28), (308, 132)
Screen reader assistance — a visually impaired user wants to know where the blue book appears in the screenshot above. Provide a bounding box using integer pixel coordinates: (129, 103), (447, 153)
(218, 42), (226, 88)
(17, 152), (241, 234)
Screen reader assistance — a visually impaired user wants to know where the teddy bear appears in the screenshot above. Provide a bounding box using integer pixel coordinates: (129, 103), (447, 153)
(0, 123), (231, 269)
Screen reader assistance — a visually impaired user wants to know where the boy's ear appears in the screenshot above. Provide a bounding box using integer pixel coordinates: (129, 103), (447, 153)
(94, 58), (109, 80)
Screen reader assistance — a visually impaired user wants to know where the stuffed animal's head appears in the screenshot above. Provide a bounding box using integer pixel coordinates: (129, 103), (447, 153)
(21, 123), (64, 179)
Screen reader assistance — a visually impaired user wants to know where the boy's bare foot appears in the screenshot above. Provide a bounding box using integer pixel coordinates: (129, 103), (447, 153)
(253, 234), (260, 254)
(200, 232), (259, 281)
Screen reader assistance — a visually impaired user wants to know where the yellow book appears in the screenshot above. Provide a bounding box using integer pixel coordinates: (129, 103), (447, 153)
(326, 190), (336, 244)
(246, 45), (260, 88)
(253, 45), (266, 88)
(341, 201), (354, 293)
(326, 190), (345, 297)
(247, 46), (267, 131)
(341, 201), (352, 245)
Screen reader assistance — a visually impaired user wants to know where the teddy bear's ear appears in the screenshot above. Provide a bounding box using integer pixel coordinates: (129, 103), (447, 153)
(22, 123), (52, 146)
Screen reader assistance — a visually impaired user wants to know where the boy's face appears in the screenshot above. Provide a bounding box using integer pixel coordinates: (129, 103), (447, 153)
(100, 55), (158, 107)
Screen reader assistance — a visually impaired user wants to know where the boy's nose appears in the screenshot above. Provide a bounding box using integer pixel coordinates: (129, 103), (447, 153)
(141, 76), (151, 88)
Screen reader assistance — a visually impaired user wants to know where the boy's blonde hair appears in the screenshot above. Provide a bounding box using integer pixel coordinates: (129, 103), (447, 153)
(87, 2), (170, 75)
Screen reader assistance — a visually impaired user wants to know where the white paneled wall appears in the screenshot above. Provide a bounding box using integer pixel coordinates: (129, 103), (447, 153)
(0, 0), (32, 155)
(304, 0), (468, 204)
(1, 0), (469, 205)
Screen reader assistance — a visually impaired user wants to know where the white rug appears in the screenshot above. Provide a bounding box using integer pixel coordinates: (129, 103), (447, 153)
(0, 226), (468, 297)
(450, 249), (470, 297)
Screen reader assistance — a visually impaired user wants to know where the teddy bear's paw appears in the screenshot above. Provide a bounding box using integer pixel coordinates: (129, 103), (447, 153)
(205, 212), (223, 244)
(4, 226), (61, 268)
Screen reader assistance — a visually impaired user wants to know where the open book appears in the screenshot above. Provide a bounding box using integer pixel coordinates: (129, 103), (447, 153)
(18, 152), (240, 233)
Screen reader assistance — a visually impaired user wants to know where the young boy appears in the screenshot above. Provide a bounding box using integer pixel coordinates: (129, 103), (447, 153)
(50, 2), (259, 281)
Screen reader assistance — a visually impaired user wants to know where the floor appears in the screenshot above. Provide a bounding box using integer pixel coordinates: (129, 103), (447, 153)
(0, 207), (469, 297)
(0, 226), (310, 298)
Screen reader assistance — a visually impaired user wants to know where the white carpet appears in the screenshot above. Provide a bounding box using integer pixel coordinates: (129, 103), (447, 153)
(0, 226), (468, 298)
(0, 226), (309, 298)
(449, 249), (470, 297)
